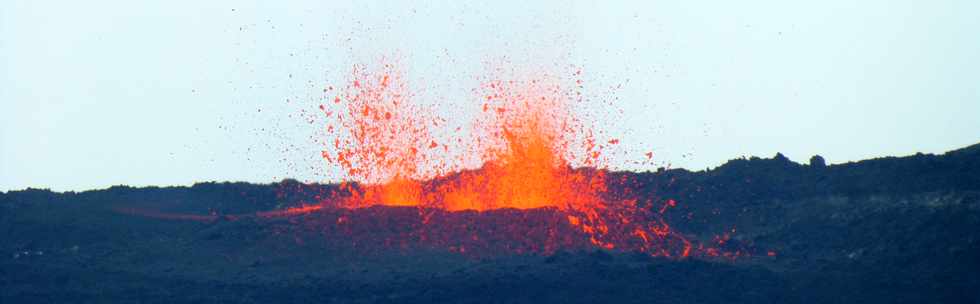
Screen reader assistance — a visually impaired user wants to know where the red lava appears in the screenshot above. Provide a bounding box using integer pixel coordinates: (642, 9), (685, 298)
(114, 59), (754, 259)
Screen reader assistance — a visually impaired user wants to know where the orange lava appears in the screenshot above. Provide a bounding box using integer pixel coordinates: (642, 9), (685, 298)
(104, 60), (756, 259)
(321, 62), (608, 211)
(306, 59), (738, 258)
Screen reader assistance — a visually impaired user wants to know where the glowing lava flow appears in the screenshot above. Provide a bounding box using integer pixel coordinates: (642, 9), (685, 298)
(305, 61), (715, 258)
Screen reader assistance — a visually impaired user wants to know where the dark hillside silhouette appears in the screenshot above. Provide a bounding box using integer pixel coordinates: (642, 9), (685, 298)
(2, 143), (978, 303)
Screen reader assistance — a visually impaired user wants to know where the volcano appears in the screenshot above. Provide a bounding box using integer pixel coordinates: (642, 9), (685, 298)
(115, 173), (739, 260)
(228, 63), (750, 260)
(3, 143), (979, 303)
(4, 63), (978, 302)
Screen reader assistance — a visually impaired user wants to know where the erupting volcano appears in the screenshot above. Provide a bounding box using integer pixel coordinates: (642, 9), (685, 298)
(258, 60), (744, 259)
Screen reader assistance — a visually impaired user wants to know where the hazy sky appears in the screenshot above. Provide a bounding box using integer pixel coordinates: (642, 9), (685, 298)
(2, 1), (978, 192)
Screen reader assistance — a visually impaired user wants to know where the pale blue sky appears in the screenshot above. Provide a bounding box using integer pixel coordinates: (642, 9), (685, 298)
(2, 1), (978, 191)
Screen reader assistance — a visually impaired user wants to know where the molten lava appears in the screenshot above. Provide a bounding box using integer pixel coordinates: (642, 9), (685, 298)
(307, 61), (722, 258)
(108, 59), (756, 259)
(321, 63), (607, 210)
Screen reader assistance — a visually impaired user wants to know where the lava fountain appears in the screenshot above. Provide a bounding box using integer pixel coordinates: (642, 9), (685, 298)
(108, 58), (751, 259)
(301, 60), (729, 258)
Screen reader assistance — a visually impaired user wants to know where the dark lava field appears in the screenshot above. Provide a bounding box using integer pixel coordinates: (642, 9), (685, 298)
(2, 144), (979, 303)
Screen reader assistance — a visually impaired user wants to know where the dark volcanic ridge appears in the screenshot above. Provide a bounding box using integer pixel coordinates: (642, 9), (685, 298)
(2, 143), (979, 303)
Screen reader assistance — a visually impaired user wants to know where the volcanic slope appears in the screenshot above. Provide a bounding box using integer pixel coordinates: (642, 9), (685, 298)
(2, 143), (979, 303)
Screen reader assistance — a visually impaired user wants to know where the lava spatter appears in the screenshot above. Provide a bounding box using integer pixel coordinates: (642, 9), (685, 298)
(320, 61), (437, 208)
(305, 60), (730, 258)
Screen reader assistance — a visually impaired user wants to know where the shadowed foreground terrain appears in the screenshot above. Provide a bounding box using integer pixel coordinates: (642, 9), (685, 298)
(2, 144), (979, 303)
